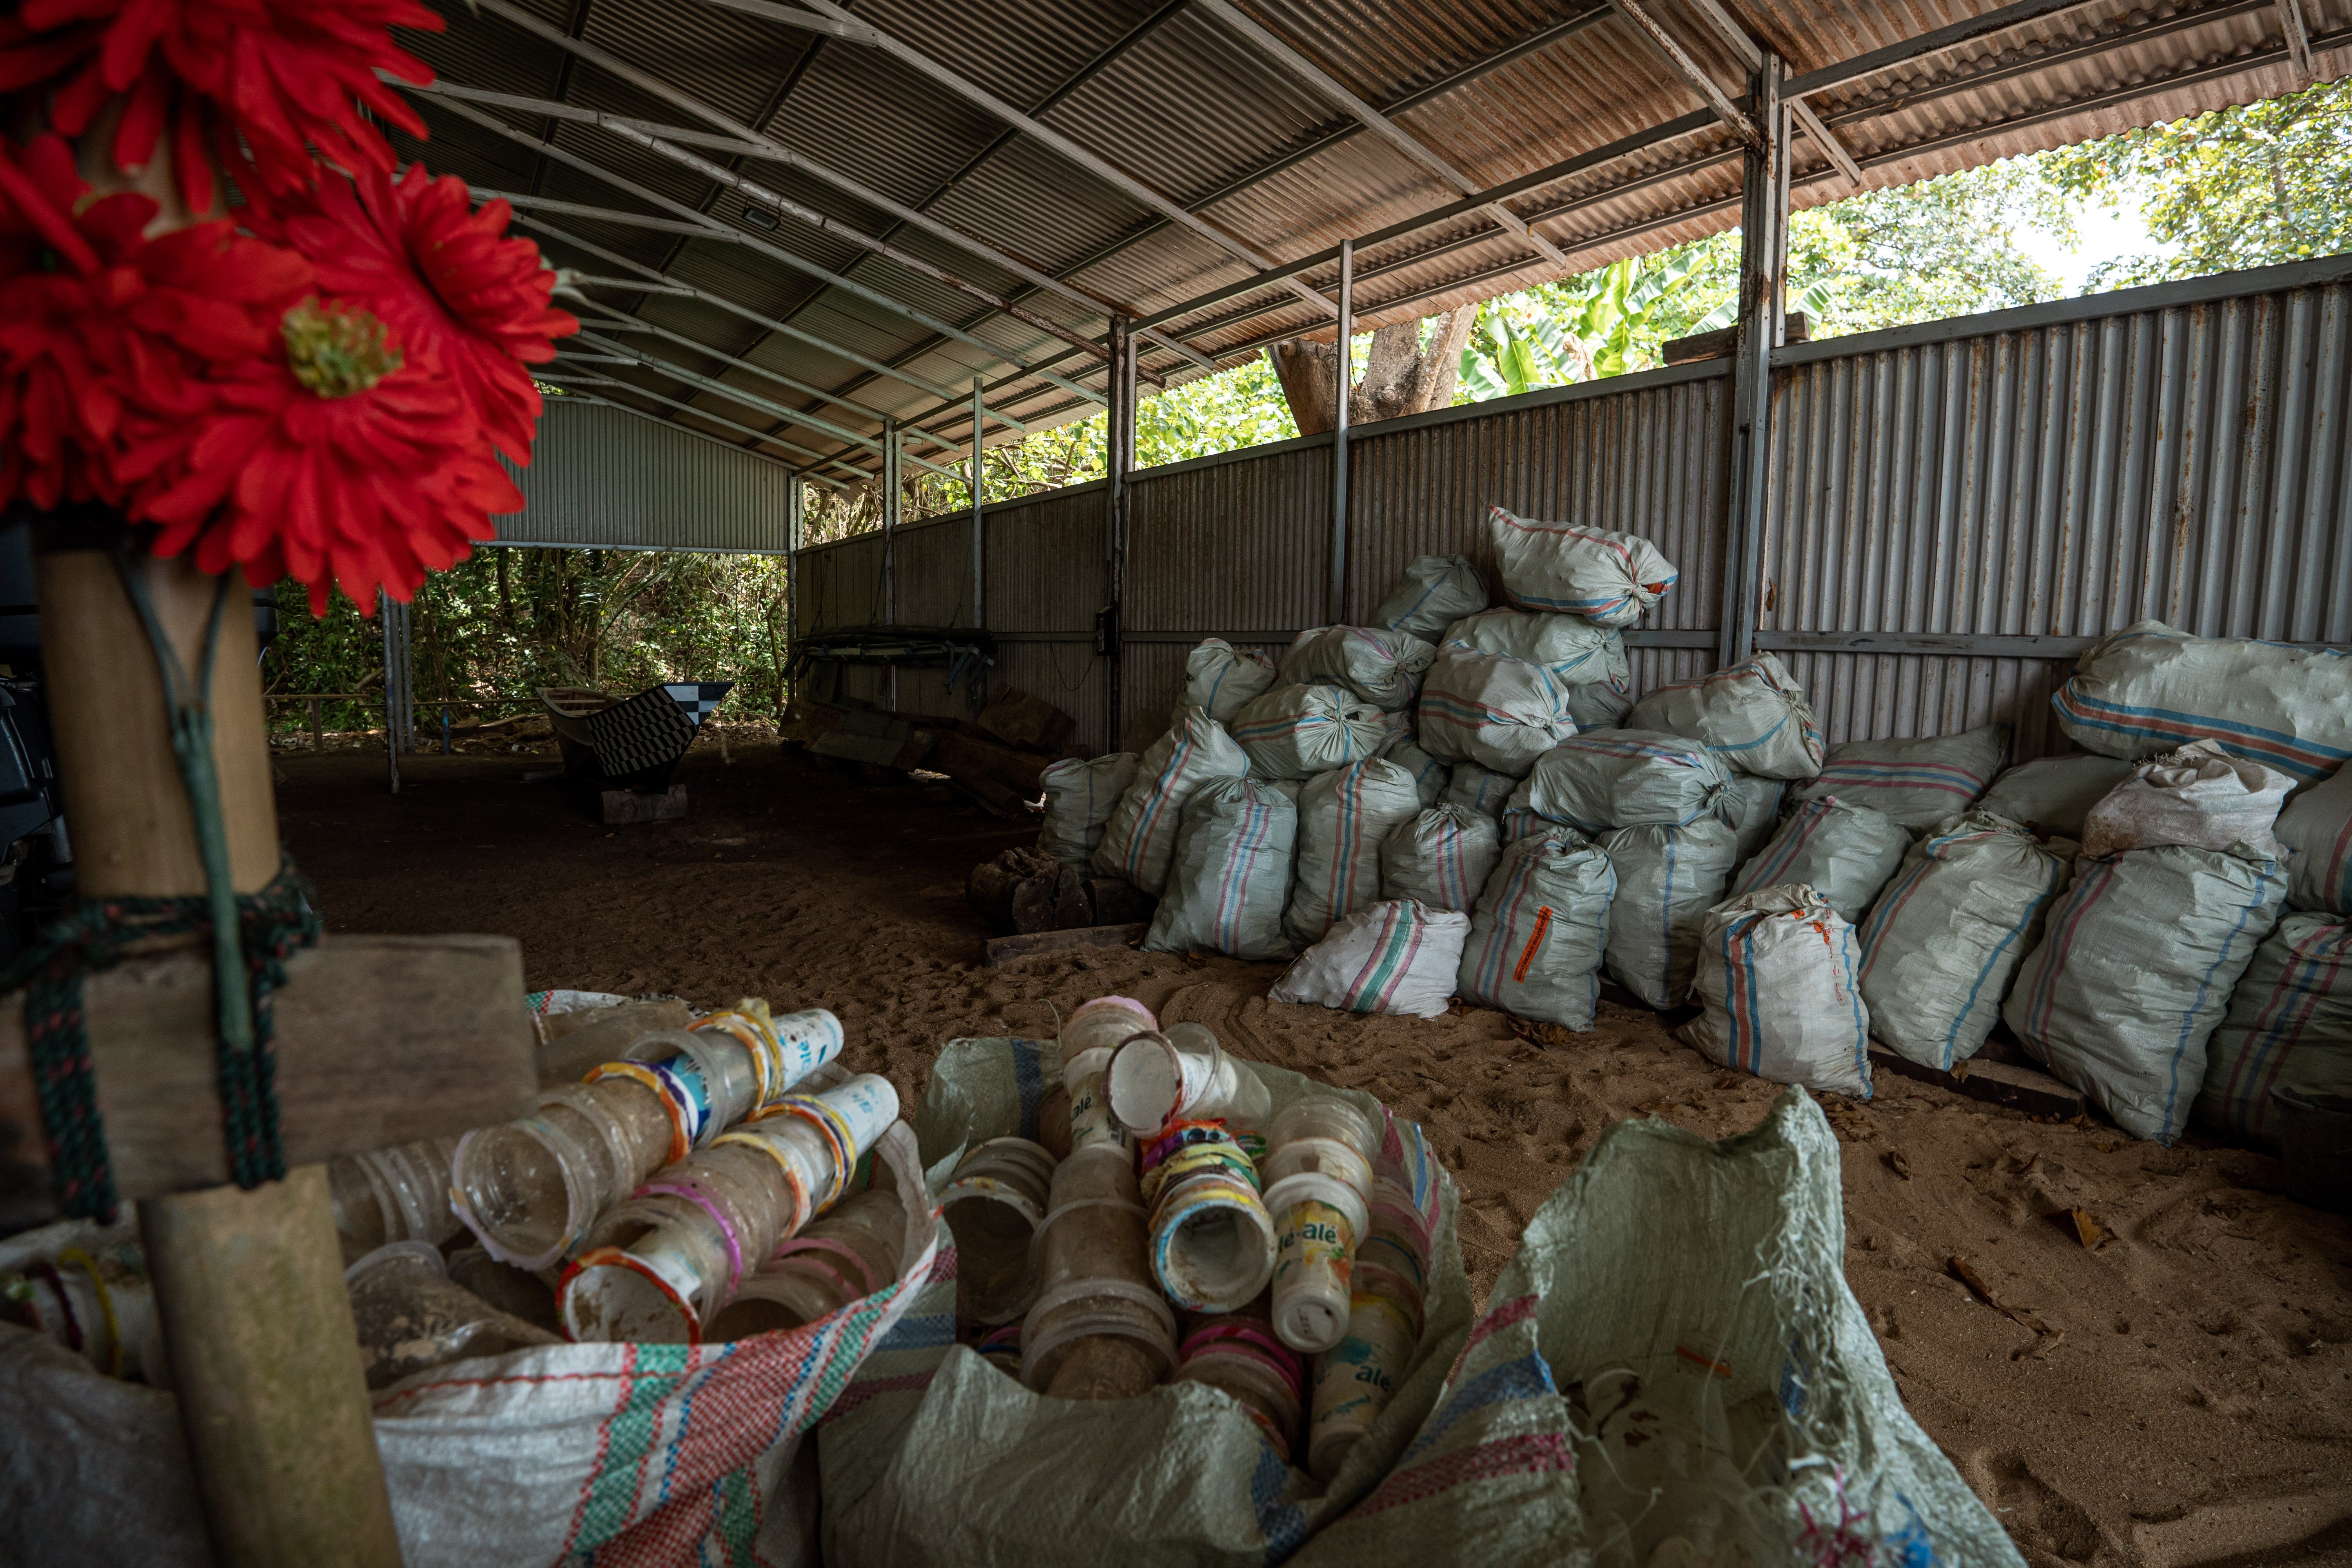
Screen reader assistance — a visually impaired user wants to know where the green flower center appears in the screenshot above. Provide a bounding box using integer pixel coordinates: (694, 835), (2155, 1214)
(282, 299), (402, 397)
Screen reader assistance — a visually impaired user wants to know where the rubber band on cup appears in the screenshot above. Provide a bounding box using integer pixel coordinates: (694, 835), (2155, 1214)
(55, 1249), (121, 1377)
(712, 1130), (815, 1238)
(24, 1260), (82, 1355)
(771, 1234), (879, 1297)
(587, 1061), (695, 1163)
(639, 1180), (746, 1297)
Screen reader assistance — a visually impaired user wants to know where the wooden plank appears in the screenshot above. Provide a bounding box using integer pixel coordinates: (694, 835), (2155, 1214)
(1867, 1046), (2088, 1120)
(983, 922), (1147, 967)
(0, 932), (539, 1205)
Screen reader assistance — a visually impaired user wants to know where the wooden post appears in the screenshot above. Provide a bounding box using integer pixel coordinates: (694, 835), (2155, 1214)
(308, 696), (322, 753)
(34, 543), (403, 1567)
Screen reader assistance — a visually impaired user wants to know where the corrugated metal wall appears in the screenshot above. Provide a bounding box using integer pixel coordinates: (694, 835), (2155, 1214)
(496, 400), (794, 552)
(793, 258), (2350, 763)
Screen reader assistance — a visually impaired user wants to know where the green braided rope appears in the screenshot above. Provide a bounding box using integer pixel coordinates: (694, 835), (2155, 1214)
(6, 870), (321, 1218)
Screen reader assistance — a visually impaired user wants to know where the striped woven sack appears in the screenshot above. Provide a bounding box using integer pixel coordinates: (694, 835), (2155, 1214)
(1624, 652), (1826, 781)
(1379, 805), (1501, 915)
(1486, 506), (1677, 628)
(1786, 722), (2009, 832)
(2052, 620), (2352, 787)
(1727, 795), (1911, 926)
(1092, 706), (1249, 895)
(1144, 776), (1299, 961)
(1682, 884), (1873, 1098)
(1414, 647), (1577, 777)
(1231, 682), (1389, 781)
(1370, 553), (1488, 640)
(1280, 626), (1440, 713)
(1598, 819), (1741, 1009)
(1287, 759), (1423, 948)
(2274, 762), (2352, 916)
(1438, 607), (1619, 687)
(2193, 911), (2352, 1147)
(1456, 829), (1615, 1030)
(1503, 729), (1731, 839)
(1272, 900), (1470, 1019)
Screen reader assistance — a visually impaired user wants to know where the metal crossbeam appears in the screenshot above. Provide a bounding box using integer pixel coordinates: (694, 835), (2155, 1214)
(2279, 0), (2315, 75)
(1782, 0), (2113, 96)
(1610, 0), (1764, 153)
(1789, 97), (1865, 187)
(1193, 0), (1569, 270)
(548, 383), (862, 485)
(686, 0), (880, 44)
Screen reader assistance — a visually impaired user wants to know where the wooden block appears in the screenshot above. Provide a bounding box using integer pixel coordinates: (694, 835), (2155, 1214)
(982, 922), (1147, 967)
(0, 933), (539, 1205)
(1867, 1046), (2088, 1120)
(601, 783), (687, 823)
(927, 728), (1050, 803)
(975, 686), (1075, 752)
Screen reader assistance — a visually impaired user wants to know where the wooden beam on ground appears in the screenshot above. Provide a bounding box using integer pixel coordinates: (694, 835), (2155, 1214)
(1868, 1047), (2089, 1120)
(0, 932), (538, 1206)
(983, 922), (1148, 967)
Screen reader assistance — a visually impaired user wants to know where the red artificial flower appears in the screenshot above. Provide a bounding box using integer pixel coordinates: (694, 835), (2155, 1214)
(0, 134), (310, 510)
(267, 164), (576, 465)
(0, 0), (441, 216)
(135, 296), (524, 614)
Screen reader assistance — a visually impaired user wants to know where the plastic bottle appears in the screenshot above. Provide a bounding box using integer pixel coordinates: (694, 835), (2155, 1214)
(1305, 1213), (1427, 1480)
(940, 1138), (1058, 1325)
(327, 1136), (462, 1261)
(343, 1241), (559, 1390)
(1105, 1023), (1270, 1139)
(452, 1006), (843, 1271)
(559, 1073), (898, 1343)
(1262, 1097), (1378, 1353)
(1021, 1145), (1176, 1399)
(1141, 1122), (1274, 1313)
(1176, 1298), (1307, 1463)
(704, 1187), (906, 1341)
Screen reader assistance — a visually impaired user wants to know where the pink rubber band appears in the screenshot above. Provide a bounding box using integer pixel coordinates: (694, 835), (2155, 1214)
(1179, 1317), (1303, 1378)
(641, 1180), (745, 1296)
(772, 1234), (879, 1296)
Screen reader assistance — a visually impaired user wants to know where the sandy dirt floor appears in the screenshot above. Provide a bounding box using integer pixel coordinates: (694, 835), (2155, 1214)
(277, 737), (2352, 1568)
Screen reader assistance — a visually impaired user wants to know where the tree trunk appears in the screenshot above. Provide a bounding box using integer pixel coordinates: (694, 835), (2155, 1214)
(1267, 307), (1475, 435)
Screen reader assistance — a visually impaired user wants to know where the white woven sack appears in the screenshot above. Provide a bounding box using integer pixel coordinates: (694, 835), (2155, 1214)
(1281, 626), (1440, 712)
(2004, 843), (2287, 1143)
(1288, 759), (1425, 948)
(1561, 676), (1632, 731)
(1093, 708), (1249, 895)
(2276, 762), (2352, 915)
(1682, 885), (1873, 1098)
(1415, 647), (1577, 777)
(1853, 812), (2073, 1070)
(1787, 723), (2007, 831)
(1504, 729), (1731, 837)
(1456, 829), (1617, 1030)
(1599, 818), (1741, 1008)
(1727, 795), (1912, 925)
(1487, 505), (1677, 628)
(1625, 653), (1825, 780)
(1721, 773), (1786, 866)
(1440, 759), (1515, 820)
(1142, 776), (1299, 961)
(1379, 805), (1502, 913)
(1439, 608), (1619, 686)
(1371, 552), (1488, 639)
(1373, 711), (1450, 807)
(2052, 619), (2352, 788)
(2193, 912), (2352, 1147)
(1293, 1092), (2022, 1568)
(1038, 753), (1138, 868)
(2081, 739), (2293, 859)
(1174, 638), (1278, 725)
(1230, 682), (1387, 780)
(1975, 754), (2137, 839)
(1272, 900), (1472, 1019)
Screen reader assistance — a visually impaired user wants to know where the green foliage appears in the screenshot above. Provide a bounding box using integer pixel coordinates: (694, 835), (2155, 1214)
(2040, 78), (2352, 288)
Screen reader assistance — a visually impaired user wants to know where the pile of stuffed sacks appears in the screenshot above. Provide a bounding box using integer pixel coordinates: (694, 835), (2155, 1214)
(1040, 505), (2352, 1150)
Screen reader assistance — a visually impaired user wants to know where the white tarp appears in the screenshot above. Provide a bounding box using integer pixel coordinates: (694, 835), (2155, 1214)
(1599, 818), (1742, 1009)
(1272, 900), (1472, 1019)
(1786, 724), (2007, 832)
(2194, 911), (2352, 1148)
(1280, 626), (1440, 712)
(1503, 729), (1731, 838)
(1487, 506), (1676, 628)
(1231, 683), (1388, 780)
(1456, 829), (1617, 1030)
(1415, 648), (1577, 777)
(1370, 553), (1488, 640)
(1973, 754), (2137, 839)
(1142, 776), (1299, 961)
(1094, 710), (1250, 895)
(1726, 796), (1912, 926)
(2051, 619), (2352, 788)
(1683, 885), (1873, 1099)
(1174, 639), (1279, 725)
(2079, 739), (2292, 859)
(1038, 753), (1139, 868)
(1379, 805), (1502, 914)
(2276, 763), (2352, 916)
(2004, 844), (2287, 1143)
(1288, 760), (1425, 948)
(1854, 813), (2073, 1071)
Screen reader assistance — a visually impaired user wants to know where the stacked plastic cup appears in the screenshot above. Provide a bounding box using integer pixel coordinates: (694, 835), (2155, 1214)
(940, 1138), (1058, 1325)
(451, 1006), (844, 1271)
(1140, 1121), (1274, 1313)
(559, 1073), (898, 1343)
(1305, 1200), (1428, 1480)
(1020, 1144), (1176, 1399)
(327, 1135), (463, 1261)
(703, 1186), (904, 1340)
(1106, 1023), (1271, 1142)
(1060, 996), (1156, 1156)
(1175, 1298), (1307, 1462)
(343, 1241), (558, 1390)
(1262, 1097), (1378, 1353)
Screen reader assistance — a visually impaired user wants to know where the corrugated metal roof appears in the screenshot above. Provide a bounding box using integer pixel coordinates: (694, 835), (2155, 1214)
(398, 0), (2349, 483)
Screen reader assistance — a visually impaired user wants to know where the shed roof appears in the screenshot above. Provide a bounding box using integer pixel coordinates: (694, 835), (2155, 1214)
(392, 0), (2352, 483)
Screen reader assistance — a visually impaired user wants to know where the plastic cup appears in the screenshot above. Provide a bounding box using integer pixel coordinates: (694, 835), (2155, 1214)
(1177, 1306), (1306, 1461)
(345, 1241), (558, 1389)
(1107, 1029), (1221, 1136)
(451, 1077), (672, 1271)
(1264, 1172), (1370, 1354)
(1306, 1287), (1422, 1480)
(7, 1243), (166, 1385)
(1062, 1047), (1127, 1156)
(1061, 995), (1157, 1055)
(330, 1137), (465, 1262)
(1022, 1145), (1176, 1398)
(446, 1248), (562, 1335)
(941, 1138), (1058, 1325)
(773, 1187), (903, 1298)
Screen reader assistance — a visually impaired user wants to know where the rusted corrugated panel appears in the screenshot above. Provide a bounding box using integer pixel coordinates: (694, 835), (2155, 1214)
(1763, 270), (2352, 754)
(494, 399), (795, 551)
(1127, 442), (1332, 633)
(985, 484), (1111, 633)
(1345, 363), (1732, 633)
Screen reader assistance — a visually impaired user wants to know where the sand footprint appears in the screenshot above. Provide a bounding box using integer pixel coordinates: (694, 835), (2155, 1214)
(1964, 1451), (2112, 1563)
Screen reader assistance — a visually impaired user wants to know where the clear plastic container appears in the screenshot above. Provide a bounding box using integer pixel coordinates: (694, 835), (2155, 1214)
(1262, 1097), (1378, 1191)
(774, 1184), (903, 1297)
(344, 1241), (559, 1390)
(1109, 1024), (1272, 1138)
(328, 1136), (463, 1262)
(1021, 1144), (1175, 1398)
(941, 1138), (1057, 1325)
(1060, 995), (1157, 1055)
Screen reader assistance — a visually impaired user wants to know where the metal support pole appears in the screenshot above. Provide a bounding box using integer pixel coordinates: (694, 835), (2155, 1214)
(784, 471), (803, 717)
(1718, 52), (1788, 669)
(1105, 316), (1135, 750)
(883, 419), (902, 712)
(1330, 238), (1353, 626)
(970, 377), (987, 633)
